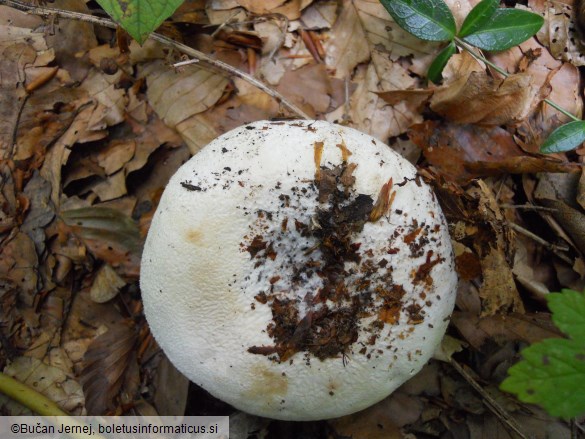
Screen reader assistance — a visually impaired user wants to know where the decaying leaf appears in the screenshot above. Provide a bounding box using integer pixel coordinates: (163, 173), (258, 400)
(60, 207), (142, 278)
(534, 173), (585, 254)
(235, 0), (312, 19)
(0, 356), (84, 415)
(90, 264), (127, 303)
(324, 0), (369, 79)
(330, 391), (422, 439)
(81, 320), (138, 414)
(140, 61), (229, 153)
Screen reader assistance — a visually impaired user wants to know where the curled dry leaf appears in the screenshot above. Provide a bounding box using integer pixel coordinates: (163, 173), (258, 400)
(532, 0), (585, 66)
(468, 181), (523, 315)
(140, 61), (229, 153)
(90, 264), (127, 303)
(301, 0), (338, 29)
(60, 207), (142, 278)
(21, 171), (55, 255)
(235, 0), (312, 20)
(534, 178), (585, 254)
(0, 232), (39, 307)
(452, 311), (561, 351)
(427, 175), (522, 315)
(275, 63), (333, 117)
(340, 54), (423, 140)
(81, 320), (138, 414)
(431, 70), (541, 126)
(0, 356), (85, 415)
(329, 391), (422, 439)
(324, 0), (369, 79)
(409, 120), (522, 183)
(0, 24), (49, 158)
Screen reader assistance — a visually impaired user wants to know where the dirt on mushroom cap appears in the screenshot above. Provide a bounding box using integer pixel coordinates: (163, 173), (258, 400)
(140, 120), (458, 420)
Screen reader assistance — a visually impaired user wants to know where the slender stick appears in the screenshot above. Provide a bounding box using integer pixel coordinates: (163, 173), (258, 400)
(0, 0), (311, 120)
(450, 360), (529, 439)
(454, 37), (580, 122)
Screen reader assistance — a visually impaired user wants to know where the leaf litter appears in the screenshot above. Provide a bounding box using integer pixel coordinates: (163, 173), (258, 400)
(0, 0), (584, 437)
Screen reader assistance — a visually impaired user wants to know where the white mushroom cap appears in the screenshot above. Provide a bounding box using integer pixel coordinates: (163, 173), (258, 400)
(140, 120), (457, 421)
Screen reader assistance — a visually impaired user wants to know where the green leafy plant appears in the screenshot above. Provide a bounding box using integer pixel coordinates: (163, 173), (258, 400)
(95, 0), (183, 44)
(380, 0), (543, 81)
(500, 289), (585, 419)
(380, 0), (585, 154)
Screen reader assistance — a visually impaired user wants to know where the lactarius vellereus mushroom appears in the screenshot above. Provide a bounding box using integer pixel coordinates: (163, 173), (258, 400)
(141, 120), (457, 420)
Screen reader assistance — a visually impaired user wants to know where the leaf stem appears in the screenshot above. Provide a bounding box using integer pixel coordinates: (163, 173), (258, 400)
(0, 372), (68, 416)
(454, 37), (580, 122)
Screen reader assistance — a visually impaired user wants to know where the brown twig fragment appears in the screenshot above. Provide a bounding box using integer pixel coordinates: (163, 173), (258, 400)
(450, 359), (529, 439)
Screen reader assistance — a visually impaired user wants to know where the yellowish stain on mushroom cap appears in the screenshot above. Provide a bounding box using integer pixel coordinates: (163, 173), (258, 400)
(243, 365), (289, 402)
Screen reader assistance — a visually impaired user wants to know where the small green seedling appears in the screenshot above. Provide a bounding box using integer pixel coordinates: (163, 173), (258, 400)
(380, 0), (543, 82)
(500, 289), (585, 418)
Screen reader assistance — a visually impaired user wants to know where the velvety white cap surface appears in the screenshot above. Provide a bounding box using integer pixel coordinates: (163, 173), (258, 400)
(141, 120), (457, 421)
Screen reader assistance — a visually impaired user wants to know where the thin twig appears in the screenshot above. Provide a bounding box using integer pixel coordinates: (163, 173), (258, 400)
(0, 0), (311, 120)
(508, 222), (573, 262)
(450, 359), (529, 439)
(501, 203), (557, 212)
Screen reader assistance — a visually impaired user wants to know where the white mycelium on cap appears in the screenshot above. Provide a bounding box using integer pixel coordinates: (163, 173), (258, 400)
(140, 120), (457, 420)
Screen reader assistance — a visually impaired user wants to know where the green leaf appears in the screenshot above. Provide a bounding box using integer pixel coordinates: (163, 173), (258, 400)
(95, 0), (183, 44)
(380, 0), (456, 42)
(427, 41), (456, 83)
(458, 0), (499, 38)
(461, 8), (544, 51)
(540, 120), (585, 153)
(501, 289), (585, 419)
(548, 289), (585, 341)
(500, 338), (585, 418)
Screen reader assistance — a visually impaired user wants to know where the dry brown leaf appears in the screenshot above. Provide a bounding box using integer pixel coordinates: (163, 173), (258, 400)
(340, 57), (422, 140)
(301, 0), (337, 29)
(330, 392), (419, 439)
(531, 0), (585, 66)
(79, 69), (127, 128)
(470, 181), (523, 315)
(452, 312), (561, 351)
(60, 207), (142, 278)
(140, 61), (229, 152)
(90, 264), (127, 303)
(513, 235), (553, 301)
(324, 0), (370, 79)
(0, 356), (85, 415)
(81, 320), (138, 414)
(275, 63), (332, 117)
(409, 120), (523, 183)
(376, 89), (433, 109)
(21, 171), (55, 255)
(465, 156), (581, 176)
(0, 25), (49, 158)
(0, 232), (38, 307)
(479, 245), (522, 315)
(150, 355), (189, 416)
(431, 71), (540, 126)
(235, 0), (312, 19)
(89, 169), (128, 202)
(44, 0), (97, 82)
(534, 172), (585, 253)
(353, 0), (439, 68)
(96, 140), (136, 176)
